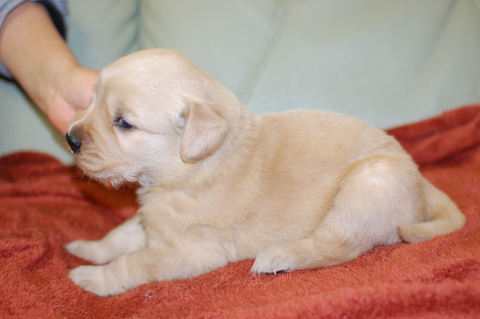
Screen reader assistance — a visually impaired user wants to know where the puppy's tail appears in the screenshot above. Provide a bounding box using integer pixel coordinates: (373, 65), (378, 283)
(398, 177), (466, 243)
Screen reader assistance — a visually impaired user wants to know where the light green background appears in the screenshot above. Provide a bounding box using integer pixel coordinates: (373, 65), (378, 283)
(1, 0), (479, 163)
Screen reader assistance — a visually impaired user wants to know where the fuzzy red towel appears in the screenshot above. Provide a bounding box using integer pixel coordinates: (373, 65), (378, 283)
(1, 105), (479, 318)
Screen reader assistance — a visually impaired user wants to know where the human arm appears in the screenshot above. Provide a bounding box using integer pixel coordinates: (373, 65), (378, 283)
(0, 1), (98, 133)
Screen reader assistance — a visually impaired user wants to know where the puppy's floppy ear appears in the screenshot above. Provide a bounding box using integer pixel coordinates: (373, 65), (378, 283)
(179, 102), (228, 163)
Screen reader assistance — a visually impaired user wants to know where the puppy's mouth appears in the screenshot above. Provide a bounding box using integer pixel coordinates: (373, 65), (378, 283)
(76, 155), (153, 189)
(66, 131), (151, 188)
(71, 151), (127, 187)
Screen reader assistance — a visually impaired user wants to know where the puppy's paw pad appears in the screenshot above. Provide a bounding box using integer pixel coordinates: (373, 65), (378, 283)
(69, 265), (114, 296)
(251, 245), (297, 275)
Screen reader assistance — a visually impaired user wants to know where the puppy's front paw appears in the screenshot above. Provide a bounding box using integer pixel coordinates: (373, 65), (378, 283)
(251, 244), (297, 275)
(65, 240), (111, 264)
(69, 265), (127, 297)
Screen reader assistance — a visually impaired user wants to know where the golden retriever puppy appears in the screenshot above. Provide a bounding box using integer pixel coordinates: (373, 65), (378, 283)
(65, 49), (466, 296)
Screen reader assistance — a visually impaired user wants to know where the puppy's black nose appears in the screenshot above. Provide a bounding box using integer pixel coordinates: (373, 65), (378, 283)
(66, 133), (81, 154)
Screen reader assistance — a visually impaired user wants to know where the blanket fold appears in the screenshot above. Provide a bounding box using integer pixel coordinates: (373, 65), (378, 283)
(386, 104), (480, 165)
(1, 105), (479, 318)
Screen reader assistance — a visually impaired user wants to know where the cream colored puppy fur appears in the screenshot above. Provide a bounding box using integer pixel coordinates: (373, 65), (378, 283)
(65, 49), (466, 297)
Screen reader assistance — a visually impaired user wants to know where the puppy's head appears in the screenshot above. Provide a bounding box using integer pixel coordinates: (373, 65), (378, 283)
(66, 49), (240, 188)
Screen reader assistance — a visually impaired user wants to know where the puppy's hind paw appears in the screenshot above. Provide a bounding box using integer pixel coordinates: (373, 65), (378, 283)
(251, 245), (297, 275)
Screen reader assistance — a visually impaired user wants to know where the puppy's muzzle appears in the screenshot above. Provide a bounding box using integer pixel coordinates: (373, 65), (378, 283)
(66, 132), (82, 154)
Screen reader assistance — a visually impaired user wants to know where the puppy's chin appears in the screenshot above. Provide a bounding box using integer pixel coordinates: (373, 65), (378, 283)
(73, 159), (128, 188)
(77, 169), (127, 189)
(94, 175), (128, 189)
(77, 160), (156, 190)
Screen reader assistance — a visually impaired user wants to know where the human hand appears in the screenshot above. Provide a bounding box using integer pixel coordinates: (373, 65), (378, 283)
(44, 66), (99, 133)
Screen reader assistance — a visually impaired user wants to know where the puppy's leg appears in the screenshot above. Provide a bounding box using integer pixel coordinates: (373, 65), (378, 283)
(69, 248), (155, 296)
(252, 228), (358, 274)
(65, 215), (146, 264)
(252, 156), (423, 274)
(69, 230), (232, 296)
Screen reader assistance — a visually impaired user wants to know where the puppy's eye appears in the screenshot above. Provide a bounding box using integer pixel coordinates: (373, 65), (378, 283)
(114, 118), (134, 130)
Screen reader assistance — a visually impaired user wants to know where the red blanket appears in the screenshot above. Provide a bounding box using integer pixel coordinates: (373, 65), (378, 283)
(1, 105), (479, 318)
